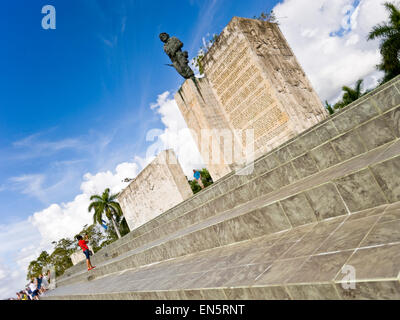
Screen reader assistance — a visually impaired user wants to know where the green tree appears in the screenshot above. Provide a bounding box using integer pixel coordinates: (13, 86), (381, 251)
(88, 188), (125, 239)
(98, 222), (118, 248)
(368, 2), (400, 83)
(334, 79), (364, 110)
(119, 217), (130, 236)
(341, 79), (364, 105)
(187, 168), (214, 194)
(189, 179), (202, 194)
(254, 9), (278, 24)
(199, 168), (213, 188)
(193, 51), (206, 76)
(25, 221), (128, 281)
(49, 238), (75, 277)
(192, 34), (218, 75)
(325, 101), (335, 115)
(27, 260), (40, 280)
(26, 251), (54, 280)
(100, 216), (130, 246)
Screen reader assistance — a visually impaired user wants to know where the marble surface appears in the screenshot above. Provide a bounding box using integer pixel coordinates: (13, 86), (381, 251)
(50, 78), (400, 299)
(44, 200), (400, 300)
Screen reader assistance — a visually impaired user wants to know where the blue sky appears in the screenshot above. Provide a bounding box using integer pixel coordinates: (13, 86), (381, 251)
(0, 0), (388, 298)
(0, 0), (276, 224)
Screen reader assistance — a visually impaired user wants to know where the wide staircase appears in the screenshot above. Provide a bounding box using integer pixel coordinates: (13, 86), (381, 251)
(43, 76), (400, 300)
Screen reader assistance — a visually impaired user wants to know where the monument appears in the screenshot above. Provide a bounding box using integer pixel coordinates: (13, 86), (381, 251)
(173, 17), (328, 181)
(118, 149), (193, 231)
(175, 77), (234, 181)
(44, 14), (400, 301)
(160, 32), (194, 79)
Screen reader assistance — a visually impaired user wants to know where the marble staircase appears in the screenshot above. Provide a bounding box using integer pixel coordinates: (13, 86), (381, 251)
(42, 76), (400, 300)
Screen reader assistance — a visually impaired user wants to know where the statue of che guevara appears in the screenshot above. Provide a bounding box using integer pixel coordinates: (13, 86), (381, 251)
(159, 32), (195, 79)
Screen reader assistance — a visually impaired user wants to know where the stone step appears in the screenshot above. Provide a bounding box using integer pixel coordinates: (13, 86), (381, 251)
(57, 138), (400, 287)
(63, 119), (400, 280)
(42, 201), (400, 300)
(53, 75), (400, 295)
(64, 75), (400, 278)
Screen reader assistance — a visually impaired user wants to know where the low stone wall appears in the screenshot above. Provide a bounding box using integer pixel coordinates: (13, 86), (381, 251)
(118, 149), (193, 231)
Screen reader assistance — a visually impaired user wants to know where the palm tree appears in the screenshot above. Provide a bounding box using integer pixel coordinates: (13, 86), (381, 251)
(88, 188), (123, 239)
(325, 100), (335, 115)
(368, 2), (400, 82)
(341, 79), (364, 105)
(334, 79), (364, 110)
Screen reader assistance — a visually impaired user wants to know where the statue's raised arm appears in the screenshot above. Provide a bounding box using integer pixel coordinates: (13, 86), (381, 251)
(160, 33), (195, 80)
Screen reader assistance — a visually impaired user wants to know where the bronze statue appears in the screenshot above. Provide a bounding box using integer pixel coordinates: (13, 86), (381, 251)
(160, 33), (194, 79)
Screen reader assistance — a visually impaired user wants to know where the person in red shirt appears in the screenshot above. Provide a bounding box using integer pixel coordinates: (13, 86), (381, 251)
(76, 235), (96, 271)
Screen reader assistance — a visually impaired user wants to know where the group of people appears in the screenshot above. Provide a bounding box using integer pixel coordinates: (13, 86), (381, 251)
(14, 233), (94, 300)
(15, 271), (51, 300)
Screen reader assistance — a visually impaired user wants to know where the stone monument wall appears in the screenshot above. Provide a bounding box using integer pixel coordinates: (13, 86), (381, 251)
(203, 20), (291, 154)
(175, 78), (232, 181)
(118, 149), (193, 231)
(175, 17), (328, 181)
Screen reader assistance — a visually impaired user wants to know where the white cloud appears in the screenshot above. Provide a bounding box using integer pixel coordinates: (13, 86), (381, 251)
(9, 174), (47, 203)
(0, 220), (42, 299)
(8, 170), (82, 205)
(0, 266), (6, 281)
(28, 161), (139, 248)
(10, 129), (113, 165)
(0, 262), (26, 299)
(133, 155), (155, 171)
(273, 0), (388, 102)
(149, 91), (205, 176)
(30, 197), (90, 246)
(0, 221), (42, 257)
(13, 133), (83, 160)
(80, 162), (139, 196)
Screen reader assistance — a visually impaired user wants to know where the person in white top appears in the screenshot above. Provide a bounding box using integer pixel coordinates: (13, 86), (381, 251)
(29, 278), (39, 300)
(25, 287), (33, 300)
